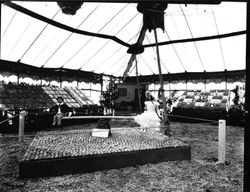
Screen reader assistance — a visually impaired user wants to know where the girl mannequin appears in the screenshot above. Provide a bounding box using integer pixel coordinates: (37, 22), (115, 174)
(134, 91), (161, 132)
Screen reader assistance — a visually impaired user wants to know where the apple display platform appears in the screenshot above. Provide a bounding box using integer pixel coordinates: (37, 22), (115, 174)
(19, 128), (191, 178)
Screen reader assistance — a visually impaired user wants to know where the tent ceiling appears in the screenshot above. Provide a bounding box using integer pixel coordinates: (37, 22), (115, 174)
(0, 1), (246, 77)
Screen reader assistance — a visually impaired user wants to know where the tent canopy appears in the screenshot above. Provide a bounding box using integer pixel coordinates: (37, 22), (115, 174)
(0, 1), (246, 78)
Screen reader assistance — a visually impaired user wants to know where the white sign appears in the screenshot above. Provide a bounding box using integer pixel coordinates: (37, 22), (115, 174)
(92, 128), (110, 138)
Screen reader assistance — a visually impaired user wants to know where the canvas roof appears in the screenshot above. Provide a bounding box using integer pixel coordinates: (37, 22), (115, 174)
(0, 1), (246, 78)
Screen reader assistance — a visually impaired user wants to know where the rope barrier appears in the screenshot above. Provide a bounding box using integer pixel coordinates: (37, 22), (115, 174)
(62, 115), (136, 120)
(63, 113), (219, 124)
(62, 112), (221, 123)
(0, 113), (221, 140)
(0, 114), (19, 125)
(0, 112), (219, 126)
(168, 114), (218, 124)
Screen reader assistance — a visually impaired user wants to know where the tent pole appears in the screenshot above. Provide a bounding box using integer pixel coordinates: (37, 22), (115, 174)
(101, 74), (103, 95)
(244, 3), (250, 191)
(225, 70), (227, 90)
(0, 2), (2, 59)
(153, 28), (170, 135)
(135, 56), (142, 113)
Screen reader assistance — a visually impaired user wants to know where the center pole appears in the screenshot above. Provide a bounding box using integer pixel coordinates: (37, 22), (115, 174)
(153, 28), (170, 135)
(135, 56), (142, 113)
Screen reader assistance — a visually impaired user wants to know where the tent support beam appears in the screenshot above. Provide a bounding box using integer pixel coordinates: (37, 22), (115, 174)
(122, 25), (146, 113)
(123, 26), (147, 80)
(153, 29), (171, 136)
(144, 30), (246, 48)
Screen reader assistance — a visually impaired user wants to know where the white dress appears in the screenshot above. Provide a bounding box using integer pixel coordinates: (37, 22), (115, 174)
(134, 101), (161, 129)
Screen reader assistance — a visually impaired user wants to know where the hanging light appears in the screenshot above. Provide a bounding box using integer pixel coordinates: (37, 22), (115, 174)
(57, 1), (83, 15)
(137, 2), (168, 32)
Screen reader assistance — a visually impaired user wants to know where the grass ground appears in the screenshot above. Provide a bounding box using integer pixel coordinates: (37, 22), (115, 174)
(0, 121), (244, 192)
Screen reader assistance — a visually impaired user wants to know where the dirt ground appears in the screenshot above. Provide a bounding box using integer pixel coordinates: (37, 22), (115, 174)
(0, 121), (244, 192)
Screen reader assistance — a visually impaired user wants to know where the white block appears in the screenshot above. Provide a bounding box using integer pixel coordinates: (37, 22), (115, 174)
(92, 128), (110, 138)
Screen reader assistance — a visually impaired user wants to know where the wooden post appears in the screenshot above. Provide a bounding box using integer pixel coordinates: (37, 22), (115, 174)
(18, 111), (25, 142)
(153, 28), (170, 135)
(218, 119), (226, 163)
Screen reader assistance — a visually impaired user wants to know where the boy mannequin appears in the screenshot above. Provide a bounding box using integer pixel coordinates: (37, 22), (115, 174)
(50, 96), (71, 127)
